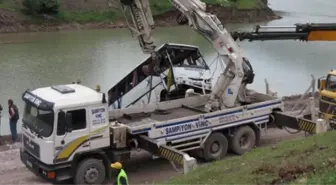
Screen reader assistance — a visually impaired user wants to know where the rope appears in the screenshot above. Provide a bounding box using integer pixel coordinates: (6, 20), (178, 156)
(207, 54), (220, 67)
(170, 161), (183, 174)
(200, 54), (221, 80)
(200, 54), (220, 78)
(283, 126), (302, 134)
(210, 57), (220, 79)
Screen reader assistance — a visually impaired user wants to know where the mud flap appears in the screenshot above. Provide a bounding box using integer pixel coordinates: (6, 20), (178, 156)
(273, 111), (316, 134)
(158, 146), (184, 165)
(136, 135), (197, 174)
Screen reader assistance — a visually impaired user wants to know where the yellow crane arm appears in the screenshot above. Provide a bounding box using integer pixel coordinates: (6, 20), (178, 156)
(231, 23), (336, 42)
(307, 30), (336, 41)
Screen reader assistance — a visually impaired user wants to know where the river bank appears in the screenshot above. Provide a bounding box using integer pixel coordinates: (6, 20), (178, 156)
(0, 3), (281, 34)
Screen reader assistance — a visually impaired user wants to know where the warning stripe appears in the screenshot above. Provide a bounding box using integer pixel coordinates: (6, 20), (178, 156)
(298, 119), (316, 134)
(158, 146), (184, 165)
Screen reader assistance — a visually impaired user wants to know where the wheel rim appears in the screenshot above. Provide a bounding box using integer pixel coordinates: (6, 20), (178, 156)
(239, 133), (250, 149)
(210, 141), (220, 154)
(84, 167), (99, 184)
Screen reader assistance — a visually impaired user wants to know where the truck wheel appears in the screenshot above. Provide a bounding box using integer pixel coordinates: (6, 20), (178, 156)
(230, 126), (256, 155)
(74, 158), (106, 185)
(203, 133), (228, 162)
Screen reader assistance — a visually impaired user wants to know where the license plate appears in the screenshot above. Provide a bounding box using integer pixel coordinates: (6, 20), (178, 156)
(26, 160), (33, 168)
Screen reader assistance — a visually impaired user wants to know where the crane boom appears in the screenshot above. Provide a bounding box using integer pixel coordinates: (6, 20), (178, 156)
(119, 0), (156, 53)
(119, 0), (160, 72)
(231, 23), (336, 42)
(118, 0), (255, 112)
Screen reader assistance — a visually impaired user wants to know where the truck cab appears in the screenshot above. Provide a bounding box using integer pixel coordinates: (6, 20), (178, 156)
(20, 84), (111, 182)
(318, 70), (336, 126)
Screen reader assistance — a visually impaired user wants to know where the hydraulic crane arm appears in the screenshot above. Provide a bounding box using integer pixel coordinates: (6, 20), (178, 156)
(119, 0), (160, 73)
(231, 23), (336, 42)
(118, 0), (255, 112)
(119, 0), (156, 53)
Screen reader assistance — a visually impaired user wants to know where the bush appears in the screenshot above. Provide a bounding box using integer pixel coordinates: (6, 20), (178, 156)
(22, 0), (60, 15)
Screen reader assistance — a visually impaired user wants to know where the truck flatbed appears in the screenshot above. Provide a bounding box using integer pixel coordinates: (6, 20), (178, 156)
(111, 93), (284, 141)
(117, 107), (201, 126)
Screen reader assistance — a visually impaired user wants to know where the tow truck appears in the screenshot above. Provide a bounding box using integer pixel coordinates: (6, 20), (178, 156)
(19, 1), (332, 184)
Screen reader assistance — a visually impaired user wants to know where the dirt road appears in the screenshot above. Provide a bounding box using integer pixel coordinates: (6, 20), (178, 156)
(0, 128), (305, 185)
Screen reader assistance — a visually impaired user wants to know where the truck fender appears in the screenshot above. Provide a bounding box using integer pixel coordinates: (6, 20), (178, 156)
(71, 149), (112, 180)
(248, 123), (261, 146)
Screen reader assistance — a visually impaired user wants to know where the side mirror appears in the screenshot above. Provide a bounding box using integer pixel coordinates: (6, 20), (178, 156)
(65, 112), (73, 133)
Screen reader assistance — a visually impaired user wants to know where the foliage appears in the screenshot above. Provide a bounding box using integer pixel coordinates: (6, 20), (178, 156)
(57, 10), (120, 23)
(1, 0), (260, 24)
(0, 0), (16, 11)
(22, 0), (60, 15)
(148, 0), (257, 15)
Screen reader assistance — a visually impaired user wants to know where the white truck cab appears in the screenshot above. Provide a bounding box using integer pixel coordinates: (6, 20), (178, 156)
(20, 84), (112, 182)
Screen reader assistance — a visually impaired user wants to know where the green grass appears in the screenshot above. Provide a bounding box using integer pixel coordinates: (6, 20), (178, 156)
(56, 10), (122, 23)
(0, 0), (17, 12)
(0, 4), (15, 11)
(0, 0), (259, 24)
(305, 170), (336, 184)
(209, 0), (257, 9)
(149, 0), (258, 15)
(236, 0), (258, 9)
(162, 131), (336, 185)
(54, 0), (257, 23)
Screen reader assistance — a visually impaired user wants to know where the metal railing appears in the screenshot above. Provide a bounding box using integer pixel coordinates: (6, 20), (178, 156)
(264, 78), (278, 97)
(290, 75), (316, 114)
(265, 75), (320, 135)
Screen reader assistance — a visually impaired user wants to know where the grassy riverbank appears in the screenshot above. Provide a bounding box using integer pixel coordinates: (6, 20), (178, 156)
(0, 0), (280, 33)
(56, 0), (258, 23)
(164, 131), (336, 185)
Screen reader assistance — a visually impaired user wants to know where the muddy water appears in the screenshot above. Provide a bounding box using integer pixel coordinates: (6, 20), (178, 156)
(0, 0), (335, 135)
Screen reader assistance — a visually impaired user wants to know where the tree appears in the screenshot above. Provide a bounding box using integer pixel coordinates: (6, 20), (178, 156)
(22, 0), (60, 15)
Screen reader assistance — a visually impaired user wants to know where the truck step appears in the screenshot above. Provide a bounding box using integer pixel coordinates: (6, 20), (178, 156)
(158, 145), (184, 165)
(136, 135), (197, 174)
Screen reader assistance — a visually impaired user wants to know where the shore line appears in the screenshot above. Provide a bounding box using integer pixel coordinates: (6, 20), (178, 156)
(0, 6), (281, 34)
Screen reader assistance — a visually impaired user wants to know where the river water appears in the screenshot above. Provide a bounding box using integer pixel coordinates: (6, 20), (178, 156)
(0, 0), (335, 135)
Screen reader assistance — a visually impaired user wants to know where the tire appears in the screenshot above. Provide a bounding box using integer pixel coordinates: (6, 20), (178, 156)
(230, 126), (256, 155)
(74, 158), (106, 185)
(202, 133), (228, 162)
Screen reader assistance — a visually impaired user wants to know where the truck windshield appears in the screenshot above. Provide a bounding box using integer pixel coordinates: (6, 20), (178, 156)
(326, 75), (336, 92)
(22, 103), (54, 138)
(182, 56), (207, 67)
(178, 52), (209, 69)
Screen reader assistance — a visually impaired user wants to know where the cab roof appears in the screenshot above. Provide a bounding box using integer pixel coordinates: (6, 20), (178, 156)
(30, 84), (103, 109)
(329, 70), (336, 76)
